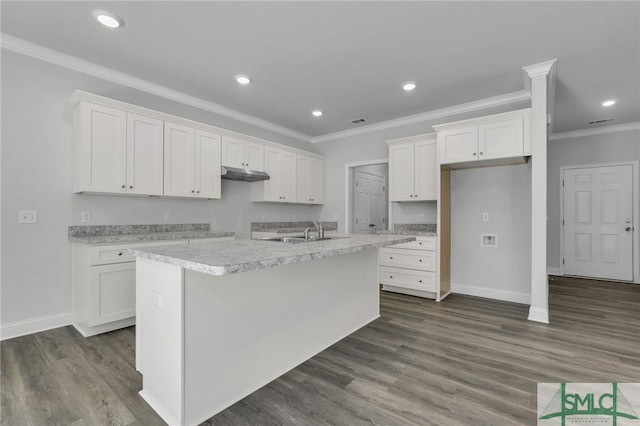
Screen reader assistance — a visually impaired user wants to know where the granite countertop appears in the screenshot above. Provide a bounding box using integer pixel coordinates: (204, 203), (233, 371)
(251, 221), (338, 234)
(378, 223), (437, 237)
(132, 234), (414, 276)
(68, 223), (234, 244)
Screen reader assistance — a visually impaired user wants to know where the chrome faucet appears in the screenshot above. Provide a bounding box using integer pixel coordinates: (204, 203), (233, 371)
(304, 228), (312, 241)
(312, 220), (324, 239)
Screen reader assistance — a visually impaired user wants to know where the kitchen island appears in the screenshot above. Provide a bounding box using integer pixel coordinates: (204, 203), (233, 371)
(132, 234), (414, 426)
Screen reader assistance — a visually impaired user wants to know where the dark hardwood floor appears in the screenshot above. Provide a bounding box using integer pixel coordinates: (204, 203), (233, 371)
(2, 276), (639, 425)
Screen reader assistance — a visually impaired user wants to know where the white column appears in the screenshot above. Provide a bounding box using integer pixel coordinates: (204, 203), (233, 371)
(523, 60), (556, 323)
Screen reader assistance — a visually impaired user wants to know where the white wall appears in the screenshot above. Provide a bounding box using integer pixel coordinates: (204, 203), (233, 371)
(392, 202), (437, 225)
(547, 129), (640, 271)
(0, 51), (319, 327)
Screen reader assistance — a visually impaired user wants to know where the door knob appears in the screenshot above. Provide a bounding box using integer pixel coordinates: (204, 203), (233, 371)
(625, 227), (632, 232)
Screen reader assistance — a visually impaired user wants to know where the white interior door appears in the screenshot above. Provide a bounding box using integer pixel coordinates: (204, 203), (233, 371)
(354, 171), (386, 233)
(563, 164), (634, 281)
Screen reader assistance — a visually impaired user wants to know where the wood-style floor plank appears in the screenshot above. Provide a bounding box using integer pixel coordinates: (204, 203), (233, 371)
(2, 276), (638, 425)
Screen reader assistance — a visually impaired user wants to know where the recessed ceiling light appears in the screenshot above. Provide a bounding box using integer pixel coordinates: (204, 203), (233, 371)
(235, 75), (251, 85)
(93, 10), (125, 28)
(402, 81), (417, 91)
(312, 110), (323, 117)
(601, 99), (616, 107)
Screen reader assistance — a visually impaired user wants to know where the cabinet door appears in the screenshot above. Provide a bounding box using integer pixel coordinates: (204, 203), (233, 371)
(309, 157), (324, 204)
(414, 140), (437, 201)
(245, 141), (265, 171)
(478, 118), (524, 160)
(221, 136), (244, 168)
(438, 126), (478, 164)
(281, 151), (297, 202)
(126, 113), (164, 196)
(164, 122), (195, 197)
(76, 102), (127, 193)
(88, 262), (136, 326)
(389, 143), (415, 201)
(194, 130), (221, 199)
(262, 147), (284, 201)
(297, 155), (312, 203)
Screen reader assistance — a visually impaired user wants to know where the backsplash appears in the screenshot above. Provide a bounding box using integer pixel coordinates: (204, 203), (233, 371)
(68, 223), (210, 237)
(393, 223), (437, 233)
(251, 221), (338, 232)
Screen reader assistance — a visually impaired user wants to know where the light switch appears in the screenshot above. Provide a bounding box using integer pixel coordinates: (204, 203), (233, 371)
(418, 214), (425, 222)
(81, 211), (91, 223)
(482, 213), (489, 222)
(164, 211), (172, 222)
(18, 210), (38, 224)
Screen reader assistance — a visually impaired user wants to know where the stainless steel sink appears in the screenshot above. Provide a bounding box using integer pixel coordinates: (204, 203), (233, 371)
(260, 235), (350, 244)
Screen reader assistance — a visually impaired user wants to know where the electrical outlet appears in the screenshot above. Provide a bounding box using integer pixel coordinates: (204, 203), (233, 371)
(18, 210), (38, 224)
(164, 211), (172, 222)
(81, 211), (91, 223)
(482, 213), (489, 222)
(418, 214), (425, 222)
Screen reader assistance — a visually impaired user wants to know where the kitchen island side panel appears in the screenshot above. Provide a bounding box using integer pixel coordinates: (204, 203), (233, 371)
(182, 249), (379, 426)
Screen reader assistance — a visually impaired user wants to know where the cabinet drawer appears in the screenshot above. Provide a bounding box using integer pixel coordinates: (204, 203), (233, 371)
(380, 266), (436, 293)
(391, 237), (436, 251)
(89, 262), (136, 326)
(379, 247), (436, 271)
(88, 240), (186, 265)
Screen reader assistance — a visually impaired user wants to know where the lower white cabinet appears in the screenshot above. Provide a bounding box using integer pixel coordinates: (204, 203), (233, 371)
(379, 236), (438, 299)
(73, 236), (233, 337)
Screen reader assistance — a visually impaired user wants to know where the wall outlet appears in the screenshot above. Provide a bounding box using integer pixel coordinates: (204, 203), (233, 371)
(81, 211), (91, 223)
(418, 213), (425, 222)
(481, 233), (498, 247)
(482, 213), (489, 222)
(164, 211), (172, 222)
(18, 210), (38, 224)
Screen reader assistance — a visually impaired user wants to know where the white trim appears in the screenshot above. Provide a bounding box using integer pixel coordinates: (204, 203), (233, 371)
(527, 307), (549, 324)
(1, 312), (72, 341)
(311, 91), (531, 144)
(344, 159), (389, 234)
(451, 283), (530, 305)
(547, 267), (562, 276)
(559, 161), (639, 283)
(1, 34), (311, 143)
(522, 59), (558, 82)
(550, 122), (640, 141)
(521, 59), (557, 133)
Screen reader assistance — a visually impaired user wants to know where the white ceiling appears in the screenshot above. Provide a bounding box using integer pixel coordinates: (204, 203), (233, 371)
(2, 1), (638, 141)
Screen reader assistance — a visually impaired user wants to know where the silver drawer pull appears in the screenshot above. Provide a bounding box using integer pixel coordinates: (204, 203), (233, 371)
(118, 252), (123, 256)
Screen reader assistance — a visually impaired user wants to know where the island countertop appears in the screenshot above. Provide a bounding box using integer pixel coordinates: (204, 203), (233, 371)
(132, 234), (414, 276)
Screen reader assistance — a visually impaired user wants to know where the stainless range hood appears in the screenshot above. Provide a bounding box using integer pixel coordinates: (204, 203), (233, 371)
(221, 166), (270, 182)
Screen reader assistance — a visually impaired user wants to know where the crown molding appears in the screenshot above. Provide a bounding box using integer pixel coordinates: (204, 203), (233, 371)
(549, 121), (640, 141)
(310, 90), (531, 144)
(522, 59), (558, 82)
(1, 34), (312, 143)
(522, 59), (557, 133)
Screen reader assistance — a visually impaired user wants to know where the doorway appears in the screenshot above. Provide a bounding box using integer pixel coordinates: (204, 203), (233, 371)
(560, 162), (638, 282)
(345, 160), (390, 234)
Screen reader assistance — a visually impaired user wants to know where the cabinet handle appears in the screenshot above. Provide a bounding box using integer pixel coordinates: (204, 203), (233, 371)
(472, 152), (477, 156)
(479, 151), (484, 155)
(390, 275), (393, 279)
(191, 190), (195, 193)
(121, 185), (126, 189)
(118, 252), (123, 256)
(415, 194), (418, 197)
(419, 259), (423, 262)
(129, 185), (133, 189)
(419, 280), (422, 283)
(389, 256), (393, 259)
(410, 195), (414, 198)
(419, 242), (422, 245)
(197, 190), (200, 194)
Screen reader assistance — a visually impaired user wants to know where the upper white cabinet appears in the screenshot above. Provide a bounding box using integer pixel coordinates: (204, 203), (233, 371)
(221, 136), (265, 171)
(164, 122), (221, 199)
(252, 147), (297, 203)
(297, 155), (324, 204)
(434, 109), (531, 168)
(387, 133), (437, 202)
(73, 102), (163, 195)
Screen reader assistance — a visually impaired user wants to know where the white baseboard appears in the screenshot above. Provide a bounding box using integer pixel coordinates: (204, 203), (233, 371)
(528, 307), (549, 324)
(451, 283), (530, 305)
(1, 312), (73, 341)
(547, 267), (562, 276)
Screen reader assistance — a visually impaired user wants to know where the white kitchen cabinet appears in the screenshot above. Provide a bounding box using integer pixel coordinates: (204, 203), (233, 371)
(74, 102), (164, 195)
(297, 155), (324, 204)
(388, 133), (437, 202)
(435, 109), (530, 167)
(221, 136), (264, 171)
(73, 236), (233, 337)
(379, 236), (438, 299)
(252, 146), (297, 203)
(164, 122), (221, 199)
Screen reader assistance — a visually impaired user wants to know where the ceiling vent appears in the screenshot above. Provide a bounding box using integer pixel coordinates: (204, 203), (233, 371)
(348, 118), (366, 125)
(588, 118), (615, 125)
